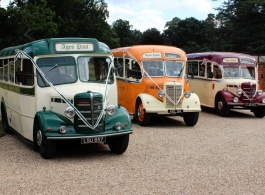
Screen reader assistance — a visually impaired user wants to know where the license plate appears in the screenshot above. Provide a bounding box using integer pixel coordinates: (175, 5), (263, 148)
(81, 137), (106, 144)
(168, 110), (182, 114)
(245, 103), (256, 107)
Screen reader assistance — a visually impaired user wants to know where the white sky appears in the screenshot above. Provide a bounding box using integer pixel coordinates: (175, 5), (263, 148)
(1, 0), (223, 32)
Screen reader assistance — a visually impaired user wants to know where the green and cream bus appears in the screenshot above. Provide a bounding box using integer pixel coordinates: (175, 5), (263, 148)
(0, 38), (132, 159)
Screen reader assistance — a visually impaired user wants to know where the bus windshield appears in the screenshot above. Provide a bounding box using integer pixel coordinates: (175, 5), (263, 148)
(37, 56), (77, 87)
(142, 60), (184, 77)
(165, 61), (184, 77)
(241, 66), (255, 79)
(77, 57), (113, 83)
(142, 60), (164, 77)
(223, 66), (240, 78)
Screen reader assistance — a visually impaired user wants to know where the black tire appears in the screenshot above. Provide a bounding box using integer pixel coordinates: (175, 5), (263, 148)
(183, 112), (199, 126)
(107, 134), (129, 154)
(253, 107), (265, 118)
(216, 96), (230, 117)
(34, 129), (56, 159)
(135, 99), (151, 126)
(1, 104), (12, 134)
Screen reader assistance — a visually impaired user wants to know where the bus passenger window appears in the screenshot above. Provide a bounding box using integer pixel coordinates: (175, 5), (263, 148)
(187, 61), (198, 76)
(117, 58), (123, 77)
(213, 65), (222, 79)
(22, 59), (34, 86)
(131, 60), (142, 80)
(3, 59), (8, 81)
(15, 59), (21, 84)
(0, 60), (3, 80)
(199, 62), (205, 77)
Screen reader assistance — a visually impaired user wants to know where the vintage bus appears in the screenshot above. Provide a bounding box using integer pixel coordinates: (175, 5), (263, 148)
(187, 52), (265, 117)
(111, 45), (201, 126)
(0, 38), (132, 159)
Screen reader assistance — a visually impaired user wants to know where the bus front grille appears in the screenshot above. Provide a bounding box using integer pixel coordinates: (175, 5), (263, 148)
(241, 82), (256, 102)
(165, 85), (182, 108)
(74, 93), (104, 133)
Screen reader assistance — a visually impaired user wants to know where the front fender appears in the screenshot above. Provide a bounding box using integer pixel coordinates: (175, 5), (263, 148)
(105, 106), (132, 131)
(35, 111), (75, 136)
(137, 93), (163, 109)
(217, 90), (235, 102)
(182, 93), (201, 111)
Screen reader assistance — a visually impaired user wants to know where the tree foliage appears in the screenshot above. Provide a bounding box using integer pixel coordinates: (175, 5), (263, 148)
(0, 0), (265, 54)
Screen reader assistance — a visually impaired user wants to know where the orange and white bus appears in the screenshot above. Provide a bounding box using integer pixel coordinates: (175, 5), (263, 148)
(111, 45), (201, 126)
(187, 52), (265, 117)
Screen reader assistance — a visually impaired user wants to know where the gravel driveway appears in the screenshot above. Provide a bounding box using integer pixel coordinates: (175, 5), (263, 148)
(0, 109), (265, 195)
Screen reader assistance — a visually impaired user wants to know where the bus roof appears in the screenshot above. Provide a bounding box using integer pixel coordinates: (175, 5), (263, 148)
(187, 52), (257, 66)
(111, 45), (186, 60)
(0, 38), (111, 57)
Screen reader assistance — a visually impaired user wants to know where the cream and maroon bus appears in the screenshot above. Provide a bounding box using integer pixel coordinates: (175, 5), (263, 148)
(111, 45), (201, 126)
(187, 52), (265, 117)
(0, 38), (132, 159)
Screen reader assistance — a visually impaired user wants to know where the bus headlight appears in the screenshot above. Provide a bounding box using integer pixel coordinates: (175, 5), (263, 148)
(184, 92), (191, 98)
(158, 90), (165, 98)
(105, 105), (116, 116)
(262, 98), (265, 104)
(65, 107), (76, 118)
(237, 88), (243, 95)
(59, 126), (67, 134)
(233, 97), (239, 103)
(258, 90), (263, 96)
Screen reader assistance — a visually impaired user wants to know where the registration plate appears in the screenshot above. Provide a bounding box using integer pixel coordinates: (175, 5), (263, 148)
(168, 110), (182, 114)
(81, 137), (106, 144)
(245, 103), (256, 107)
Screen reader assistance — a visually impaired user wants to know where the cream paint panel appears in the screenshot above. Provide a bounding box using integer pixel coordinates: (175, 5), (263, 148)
(20, 95), (36, 140)
(6, 90), (23, 134)
(189, 79), (207, 106)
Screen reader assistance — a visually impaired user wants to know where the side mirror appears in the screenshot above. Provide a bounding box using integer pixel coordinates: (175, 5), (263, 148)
(208, 72), (214, 78)
(16, 71), (24, 83)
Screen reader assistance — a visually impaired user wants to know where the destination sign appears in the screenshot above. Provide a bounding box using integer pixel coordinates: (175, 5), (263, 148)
(223, 58), (238, 63)
(143, 52), (162, 58)
(55, 42), (94, 52)
(165, 53), (181, 58)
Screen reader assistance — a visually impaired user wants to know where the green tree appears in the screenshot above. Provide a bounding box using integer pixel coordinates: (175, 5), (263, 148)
(216, 0), (265, 53)
(0, 0), (57, 49)
(140, 28), (164, 45)
(111, 19), (133, 47)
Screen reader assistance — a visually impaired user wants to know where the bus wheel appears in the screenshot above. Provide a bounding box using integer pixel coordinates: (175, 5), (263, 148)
(107, 134), (129, 154)
(136, 99), (151, 126)
(253, 107), (265, 118)
(35, 129), (56, 159)
(1, 104), (12, 134)
(183, 112), (199, 126)
(216, 96), (230, 117)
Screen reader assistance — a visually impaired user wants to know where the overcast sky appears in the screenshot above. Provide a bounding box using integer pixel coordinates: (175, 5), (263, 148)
(1, 0), (223, 32)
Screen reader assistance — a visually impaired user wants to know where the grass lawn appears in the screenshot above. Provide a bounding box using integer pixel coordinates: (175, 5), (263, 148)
(0, 119), (5, 138)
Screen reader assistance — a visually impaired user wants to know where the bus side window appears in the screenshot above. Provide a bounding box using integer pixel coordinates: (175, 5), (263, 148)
(213, 65), (222, 79)
(3, 59), (8, 81)
(131, 60), (142, 80)
(199, 61), (205, 77)
(125, 59), (130, 78)
(188, 61), (199, 76)
(0, 60), (3, 80)
(22, 59), (34, 86)
(117, 58), (123, 77)
(9, 59), (15, 83)
(15, 58), (21, 84)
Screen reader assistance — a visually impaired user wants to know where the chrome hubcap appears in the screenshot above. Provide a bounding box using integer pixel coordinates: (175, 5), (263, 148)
(137, 108), (142, 117)
(218, 101), (223, 110)
(36, 130), (42, 146)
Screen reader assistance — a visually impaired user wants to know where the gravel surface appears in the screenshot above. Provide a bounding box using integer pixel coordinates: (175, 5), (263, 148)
(1, 108), (265, 195)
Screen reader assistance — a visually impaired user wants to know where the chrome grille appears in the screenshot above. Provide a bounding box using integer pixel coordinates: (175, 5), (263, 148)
(165, 85), (182, 108)
(74, 93), (103, 133)
(242, 83), (256, 101)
